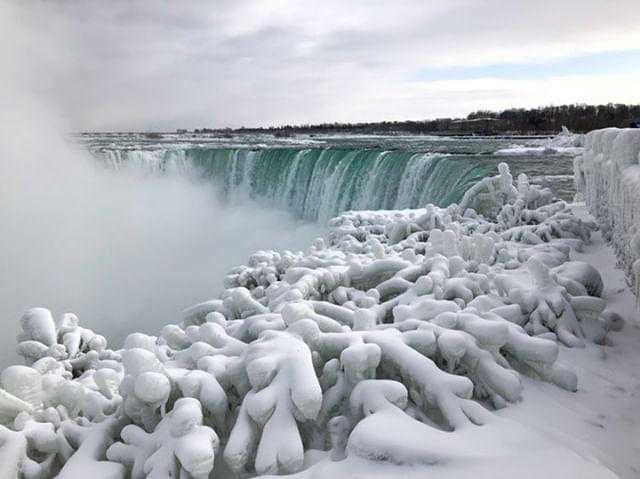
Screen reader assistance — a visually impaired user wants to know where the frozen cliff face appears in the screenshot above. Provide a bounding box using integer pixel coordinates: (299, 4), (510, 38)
(0, 163), (623, 478)
(574, 128), (640, 296)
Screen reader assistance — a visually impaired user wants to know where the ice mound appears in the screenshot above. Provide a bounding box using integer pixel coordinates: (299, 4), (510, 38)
(0, 163), (622, 478)
(495, 126), (585, 156)
(575, 128), (640, 297)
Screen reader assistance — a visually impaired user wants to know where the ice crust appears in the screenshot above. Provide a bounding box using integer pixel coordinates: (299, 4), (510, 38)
(495, 126), (585, 156)
(0, 162), (624, 478)
(574, 128), (640, 296)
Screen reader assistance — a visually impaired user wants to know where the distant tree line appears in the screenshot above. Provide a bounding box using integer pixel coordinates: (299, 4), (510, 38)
(188, 103), (640, 136)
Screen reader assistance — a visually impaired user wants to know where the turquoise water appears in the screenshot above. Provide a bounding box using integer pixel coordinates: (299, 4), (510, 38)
(100, 147), (493, 222)
(84, 132), (576, 222)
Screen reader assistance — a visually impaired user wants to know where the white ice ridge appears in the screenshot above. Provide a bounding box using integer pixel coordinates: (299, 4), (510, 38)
(574, 128), (640, 297)
(0, 163), (624, 478)
(495, 126), (585, 156)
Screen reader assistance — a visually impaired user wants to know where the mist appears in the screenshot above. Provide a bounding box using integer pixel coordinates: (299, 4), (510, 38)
(0, 110), (321, 367)
(0, 2), (321, 366)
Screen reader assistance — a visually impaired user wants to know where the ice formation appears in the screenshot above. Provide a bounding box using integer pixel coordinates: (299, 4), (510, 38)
(0, 162), (623, 477)
(574, 128), (640, 296)
(495, 126), (585, 156)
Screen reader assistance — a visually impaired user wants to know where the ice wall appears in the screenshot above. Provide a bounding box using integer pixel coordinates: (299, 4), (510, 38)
(574, 128), (640, 293)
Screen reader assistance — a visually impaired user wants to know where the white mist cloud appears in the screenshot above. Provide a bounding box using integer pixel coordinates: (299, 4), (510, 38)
(0, 109), (321, 364)
(0, 1), (321, 365)
(0, 148), (321, 366)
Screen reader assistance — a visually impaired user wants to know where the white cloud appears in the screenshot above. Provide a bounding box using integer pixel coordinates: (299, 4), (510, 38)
(5, 0), (640, 130)
(356, 73), (640, 121)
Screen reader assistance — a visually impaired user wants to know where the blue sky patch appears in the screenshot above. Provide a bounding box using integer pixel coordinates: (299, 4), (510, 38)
(414, 50), (640, 81)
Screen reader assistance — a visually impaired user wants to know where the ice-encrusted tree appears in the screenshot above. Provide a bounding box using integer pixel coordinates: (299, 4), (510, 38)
(0, 163), (624, 478)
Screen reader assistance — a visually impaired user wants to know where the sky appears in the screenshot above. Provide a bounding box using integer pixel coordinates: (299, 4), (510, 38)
(5, 0), (640, 131)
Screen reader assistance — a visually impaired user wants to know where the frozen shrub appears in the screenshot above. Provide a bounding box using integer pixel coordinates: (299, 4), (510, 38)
(0, 162), (624, 477)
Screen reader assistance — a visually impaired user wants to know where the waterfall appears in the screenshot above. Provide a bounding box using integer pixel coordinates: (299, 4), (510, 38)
(100, 147), (492, 222)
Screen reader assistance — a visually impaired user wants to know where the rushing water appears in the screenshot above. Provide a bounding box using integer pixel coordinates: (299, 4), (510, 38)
(98, 148), (493, 222)
(83, 132), (578, 222)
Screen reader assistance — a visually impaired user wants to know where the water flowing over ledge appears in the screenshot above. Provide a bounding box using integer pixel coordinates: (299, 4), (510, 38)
(101, 148), (493, 222)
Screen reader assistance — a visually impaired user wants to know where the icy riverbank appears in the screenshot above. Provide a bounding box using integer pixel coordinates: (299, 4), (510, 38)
(0, 163), (635, 478)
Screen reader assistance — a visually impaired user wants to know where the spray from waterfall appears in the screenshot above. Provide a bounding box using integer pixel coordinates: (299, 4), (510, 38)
(0, 5), (321, 365)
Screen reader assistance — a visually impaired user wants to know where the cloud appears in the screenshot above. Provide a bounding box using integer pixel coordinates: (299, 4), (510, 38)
(7, 0), (640, 130)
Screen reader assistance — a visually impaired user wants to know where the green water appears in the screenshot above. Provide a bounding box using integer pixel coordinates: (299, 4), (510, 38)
(104, 147), (493, 222)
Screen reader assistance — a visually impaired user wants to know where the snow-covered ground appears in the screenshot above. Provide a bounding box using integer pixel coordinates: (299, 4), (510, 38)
(0, 161), (637, 478)
(501, 204), (640, 479)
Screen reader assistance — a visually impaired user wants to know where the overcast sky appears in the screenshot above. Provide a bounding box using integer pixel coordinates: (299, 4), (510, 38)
(6, 0), (640, 131)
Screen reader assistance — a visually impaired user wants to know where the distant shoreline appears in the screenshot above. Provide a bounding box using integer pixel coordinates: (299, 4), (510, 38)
(78, 131), (555, 139)
(78, 103), (640, 137)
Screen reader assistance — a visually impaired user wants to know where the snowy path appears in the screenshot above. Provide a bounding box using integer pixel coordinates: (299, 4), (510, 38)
(501, 204), (640, 479)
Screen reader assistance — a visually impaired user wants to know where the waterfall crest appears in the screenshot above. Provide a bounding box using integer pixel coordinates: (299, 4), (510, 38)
(101, 147), (492, 222)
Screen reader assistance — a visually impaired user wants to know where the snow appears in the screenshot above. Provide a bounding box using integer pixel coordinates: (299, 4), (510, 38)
(271, 415), (616, 479)
(501, 205), (640, 478)
(0, 161), (637, 478)
(495, 127), (585, 157)
(495, 145), (584, 156)
(264, 204), (639, 479)
(574, 128), (640, 297)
